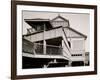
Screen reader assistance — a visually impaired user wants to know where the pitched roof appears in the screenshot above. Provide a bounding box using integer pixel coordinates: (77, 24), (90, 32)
(51, 15), (69, 22)
(65, 27), (87, 38)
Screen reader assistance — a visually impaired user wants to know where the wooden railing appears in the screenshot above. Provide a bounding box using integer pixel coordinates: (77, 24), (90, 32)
(23, 42), (63, 55)
(46, 45), (62, 55)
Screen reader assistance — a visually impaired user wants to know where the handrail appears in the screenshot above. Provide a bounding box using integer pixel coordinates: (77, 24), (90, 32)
(33, 43), (62, 48)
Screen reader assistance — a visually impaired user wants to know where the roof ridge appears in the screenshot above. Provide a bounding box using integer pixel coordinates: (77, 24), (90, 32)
(51, 15), (69, 22)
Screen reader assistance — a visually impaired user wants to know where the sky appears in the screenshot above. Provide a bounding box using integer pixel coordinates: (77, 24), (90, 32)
(22, 10), (90, 52)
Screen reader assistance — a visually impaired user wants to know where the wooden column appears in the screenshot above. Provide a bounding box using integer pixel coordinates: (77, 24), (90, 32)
(43, 23), (46, 55)
(83, 39), (86, 66)
(68, 60), (72, 67)
(62, 40), (64, 55)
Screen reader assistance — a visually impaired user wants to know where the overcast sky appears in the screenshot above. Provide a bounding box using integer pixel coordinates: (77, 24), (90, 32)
(22, 11), (90, 51)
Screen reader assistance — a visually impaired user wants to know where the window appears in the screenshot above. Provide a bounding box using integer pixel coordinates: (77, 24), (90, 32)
(71, 54), (82, 56)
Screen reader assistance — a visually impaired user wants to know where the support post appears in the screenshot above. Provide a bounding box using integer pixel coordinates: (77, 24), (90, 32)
(54, 59), (57, 63)
(62, 40), (64, 55)
(43, 23), (46, 55)
(68, 60), (72, 67)
(43, 65), (47, 68)
(83, 39), (86, 66)
(43, 40), (46, 55)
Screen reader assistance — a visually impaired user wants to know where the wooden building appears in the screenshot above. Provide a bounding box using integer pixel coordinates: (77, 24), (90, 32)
(22, 15), (88, 68)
